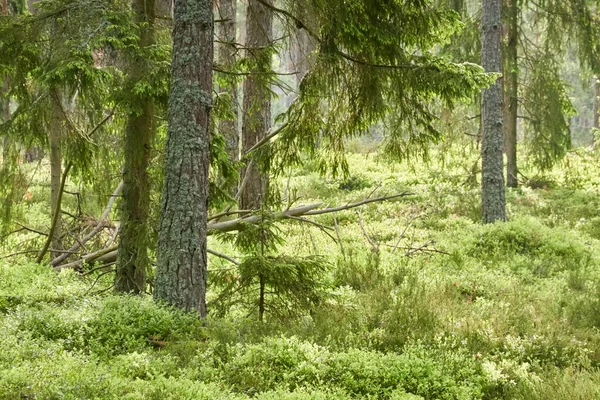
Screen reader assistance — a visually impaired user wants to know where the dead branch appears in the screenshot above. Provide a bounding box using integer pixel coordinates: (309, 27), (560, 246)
(208, 248), (240, 265)
(51, 181), (123, 267)
(54, 245), (117, 271)
(207, 192), (411, 234)
(36, 162), (73, 263)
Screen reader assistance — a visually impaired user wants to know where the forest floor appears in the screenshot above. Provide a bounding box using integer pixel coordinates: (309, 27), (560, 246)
(2, 145), (600, 399)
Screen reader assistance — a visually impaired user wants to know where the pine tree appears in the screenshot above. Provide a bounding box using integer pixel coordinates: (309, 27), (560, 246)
(481, 0), (506, 223)
(154, 0), (213, 315)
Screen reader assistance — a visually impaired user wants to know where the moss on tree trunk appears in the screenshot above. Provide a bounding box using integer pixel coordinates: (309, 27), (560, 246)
(115, 0), (156, 294)
(154, 0), (213, 316)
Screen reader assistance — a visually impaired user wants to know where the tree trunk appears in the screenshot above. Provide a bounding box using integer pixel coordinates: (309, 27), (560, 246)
(217, 0), (238, 162)
(154, 0), (213, 316)
(49, 89), (63, 258)
(115, 0), (156, 294)
(504, 0), (518, 188)
(594, 75), (599, 142)
(1, 0), (8, 166)
(481, 0), (506, 223)
(239, 0), (273, 211)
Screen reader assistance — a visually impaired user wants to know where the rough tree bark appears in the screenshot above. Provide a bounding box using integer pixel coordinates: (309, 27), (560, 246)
(239, 0), (273, 210)
(154, 0), (213, 316)
(504, 0), (518, 188)
(217, 0), (238, 162)
(49, 89), (63, 259)
(481, 0), (506, 223)
(115, 0), (156, 294)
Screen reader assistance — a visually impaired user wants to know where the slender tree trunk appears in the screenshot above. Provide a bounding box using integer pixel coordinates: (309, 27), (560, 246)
(1, 0), (9, 166)
(594, 75), (599, 143)
(217, 0), (238, 162)
(258, 273), (265, 322)
(1, 96), (8, 166)
(504, 0), (518, 187)
(49, 90), (63, 258)
(115, 0), (156, 294)
(155, 0), (213, 316)
(239, 0), (273, 211)
(481, 0), (506, 223)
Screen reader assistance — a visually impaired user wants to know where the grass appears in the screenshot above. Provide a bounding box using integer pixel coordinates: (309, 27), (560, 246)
(2, 147), (600, 398)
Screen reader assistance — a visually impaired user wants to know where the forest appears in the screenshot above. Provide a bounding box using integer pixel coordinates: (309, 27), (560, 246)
(1, 0), (600, 398)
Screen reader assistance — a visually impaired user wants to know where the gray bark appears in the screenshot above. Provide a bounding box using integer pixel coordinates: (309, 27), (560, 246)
(239, 0), (273, 211)
(155, 0), (213, 316)
(115, 0), (156, 294)
(49, 89), (63, 258)
(481, 0), (506, 223)
(504, 0), (518, 188)
(217, 0), (238, 162)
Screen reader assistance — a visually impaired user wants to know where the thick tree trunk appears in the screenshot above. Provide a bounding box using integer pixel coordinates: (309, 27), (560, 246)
(155, 0), (213, 316)
(49, 90), (63, 258)
(115, 0), (156, 294)
(481, 0), (506, 223)
(504, 0), (518, 188)
(217, 0), (238, 162)
(239, 0), (273, 210)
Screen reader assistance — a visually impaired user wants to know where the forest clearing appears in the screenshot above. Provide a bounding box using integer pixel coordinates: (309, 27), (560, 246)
(1, 0), (600, 398)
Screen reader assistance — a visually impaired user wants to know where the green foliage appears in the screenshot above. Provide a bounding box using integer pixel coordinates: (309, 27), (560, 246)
(211, 255), (330, 320)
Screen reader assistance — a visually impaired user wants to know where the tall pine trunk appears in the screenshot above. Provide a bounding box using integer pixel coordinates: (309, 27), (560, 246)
(49, 89), (63, 259)
(504, 0), (518, 188)
(481, 0), (506, 223)
(217, 0), (238, 162)
(239, 0), (273, 211)
(594, 75), (599, 144)
(155, 0), (213, 316)
(115, 0), (156, 294)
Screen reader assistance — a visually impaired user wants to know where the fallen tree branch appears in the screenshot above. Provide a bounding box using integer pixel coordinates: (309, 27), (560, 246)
(54, 245), (117, 271)
(207, 192), (411, 234)
(36, 162), (73, 264)
(51, 181), (123, 267)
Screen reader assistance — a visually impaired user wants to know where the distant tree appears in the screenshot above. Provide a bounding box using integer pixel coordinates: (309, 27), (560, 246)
(503, 0), (518, 188)
(594, 76), (599, 141)
(481, 0), (506, 223)
(239, 0), (273, 211)
(216, 0), (238, 164)
(154, 0), (213, 316)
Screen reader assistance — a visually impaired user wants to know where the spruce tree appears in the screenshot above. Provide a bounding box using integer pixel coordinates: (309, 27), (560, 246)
(115, 0), (157, 294)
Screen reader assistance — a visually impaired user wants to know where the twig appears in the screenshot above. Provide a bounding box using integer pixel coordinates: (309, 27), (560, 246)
(14, 223), (48, 237)
(333, 214), (345, 259)
(81, 261), (116, 276)
(391, 213), (418, 255)
(355, 210), (378, 253)
(207, 248), (240, 265)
